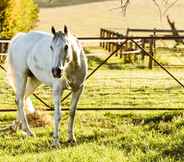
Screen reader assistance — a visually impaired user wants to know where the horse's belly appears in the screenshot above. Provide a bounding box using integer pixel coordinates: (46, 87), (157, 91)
(27, 49), (54, 86)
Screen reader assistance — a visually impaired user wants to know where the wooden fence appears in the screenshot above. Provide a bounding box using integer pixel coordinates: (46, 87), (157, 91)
(100, 28), (184, 69)
(2, 28), (184, 69)
(100, 28), (155, 69)
(1, 35), (184, 111)
(0, 39), (9, 64)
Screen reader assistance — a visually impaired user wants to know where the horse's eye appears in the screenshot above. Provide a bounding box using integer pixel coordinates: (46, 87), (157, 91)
(64, 45), (68, 51)
(50, 46), (53, 51)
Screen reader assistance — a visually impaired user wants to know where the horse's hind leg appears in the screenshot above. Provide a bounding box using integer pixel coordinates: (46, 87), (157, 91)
(15, 73), (34, 136)
(24, 77), (40, 113)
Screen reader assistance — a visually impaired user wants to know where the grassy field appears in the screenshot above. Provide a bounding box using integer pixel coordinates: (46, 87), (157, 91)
(2, 0), (184, 161)
(1, 47), (184, 110)
(1, 45), (184, 161)
(1, 111), (184, 161)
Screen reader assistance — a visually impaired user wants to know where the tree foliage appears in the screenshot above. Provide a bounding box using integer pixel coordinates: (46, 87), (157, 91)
(0, 0), (39, 38)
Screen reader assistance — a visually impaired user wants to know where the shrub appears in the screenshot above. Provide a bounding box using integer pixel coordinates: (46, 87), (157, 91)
(0, 0), (39, 38)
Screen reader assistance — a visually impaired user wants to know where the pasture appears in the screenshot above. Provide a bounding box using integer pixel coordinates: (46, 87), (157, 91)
(1, 47), (184, 109)
(1, 46), (184, 161)
(1, 0), (184, 161)
(1, 111), (184, 162)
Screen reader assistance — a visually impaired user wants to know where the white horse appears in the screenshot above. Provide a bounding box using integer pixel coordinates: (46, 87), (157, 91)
(7, 26), (88, 146)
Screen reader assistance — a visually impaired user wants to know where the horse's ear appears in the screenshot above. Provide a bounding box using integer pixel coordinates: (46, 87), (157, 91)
(64, 25), (68, 35)
(51, 26), (56, 35)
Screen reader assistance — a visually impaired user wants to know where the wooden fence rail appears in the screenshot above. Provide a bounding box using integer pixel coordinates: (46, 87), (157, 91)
(2, 30), (184, 69)
(99, 28), (184, 69)
(100, 28), (154, 68)
(126, 28), (184, 34)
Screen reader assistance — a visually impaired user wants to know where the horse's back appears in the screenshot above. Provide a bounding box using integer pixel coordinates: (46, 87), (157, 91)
(9, 31), (52, 55)
(8, 31), (52, 71)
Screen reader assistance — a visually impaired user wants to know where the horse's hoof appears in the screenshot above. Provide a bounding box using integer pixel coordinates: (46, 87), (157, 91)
(22, 130), (35, 137)
(28, 132), (36, 137)
(51, 140), (60, 148)
(67, 138), (77, 144)
(10, 120), (21, 132)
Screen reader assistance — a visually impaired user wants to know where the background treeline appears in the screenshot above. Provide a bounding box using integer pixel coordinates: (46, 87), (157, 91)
(0, 0), (39, 38)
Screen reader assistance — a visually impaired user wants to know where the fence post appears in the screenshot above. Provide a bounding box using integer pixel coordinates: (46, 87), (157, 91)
(115, 33), (120, 56)
(119, 34), (123, 58)
(124, 41), (128, 62)
(100, 28), (102, 47)
(153, 28), (157, 65)
(102, 29), (105, 48)
(108, 32), (112, 52)
(134, 41), (138, 63)
(148, 38), (154, 69)
(153, 28), (156, 51)
(106, 31), (110, 51)
(112, 33), (116, 53)
(105, 30), (108, 50)
(141, 39), (145, 64)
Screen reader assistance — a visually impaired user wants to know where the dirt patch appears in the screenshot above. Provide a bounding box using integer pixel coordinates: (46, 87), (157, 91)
(27, 111), (52, 127)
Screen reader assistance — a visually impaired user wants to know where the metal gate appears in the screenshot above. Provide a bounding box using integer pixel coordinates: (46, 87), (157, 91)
(1, 36), (184, 111)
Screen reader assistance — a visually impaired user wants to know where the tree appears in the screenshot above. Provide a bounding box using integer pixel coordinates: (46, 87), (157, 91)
(120, 0), (179, 20)
(0, 0), (39, 38)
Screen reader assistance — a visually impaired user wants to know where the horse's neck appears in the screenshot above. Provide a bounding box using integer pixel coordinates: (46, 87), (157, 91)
(64, 50), (87, 79)
(64, 37), (87, 83)
(79, 50), (87, 70)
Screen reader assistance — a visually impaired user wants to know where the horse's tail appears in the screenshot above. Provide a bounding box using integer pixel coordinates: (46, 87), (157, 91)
(6, 33), (26, 92)
(5, 45), (16, 92)
(5, 33), (23, 92)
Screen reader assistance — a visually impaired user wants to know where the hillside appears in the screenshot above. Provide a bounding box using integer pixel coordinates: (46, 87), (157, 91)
(34, 0), (184, 36)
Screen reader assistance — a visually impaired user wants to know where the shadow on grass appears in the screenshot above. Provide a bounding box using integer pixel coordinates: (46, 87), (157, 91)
(35, 0), (113, 8)
(76, 132), (106, 144)
(105, 111), (183, 125)
(88, 55), (123, 70)
(162, 139), (184, 161)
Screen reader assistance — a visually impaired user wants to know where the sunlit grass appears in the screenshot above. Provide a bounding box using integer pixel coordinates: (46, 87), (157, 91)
(1, 68), (184, 109)
(1, 111), (184, 161)
(1, 47), (184, 161)
(1, 47), (184, 110)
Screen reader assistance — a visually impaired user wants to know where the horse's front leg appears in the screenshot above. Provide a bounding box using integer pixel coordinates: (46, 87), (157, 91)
(68, 86), (83, 143)
(52, 84), (63, 146)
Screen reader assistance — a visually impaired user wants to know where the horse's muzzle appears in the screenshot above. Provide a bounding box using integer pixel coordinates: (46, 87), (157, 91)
(52, 67), (63, 78)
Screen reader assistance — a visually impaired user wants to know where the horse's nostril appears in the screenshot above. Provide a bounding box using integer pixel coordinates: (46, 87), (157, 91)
(52, 67), (63, 78)
(57, 68), (61, 74)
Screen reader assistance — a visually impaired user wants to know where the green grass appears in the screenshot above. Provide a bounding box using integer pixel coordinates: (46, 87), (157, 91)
(2, 68), (184, 109)
(1, 47), (184, 109)
(2, 0), (184, 160)
(1, 47), (184, 161)
(1, 111), (184, 161)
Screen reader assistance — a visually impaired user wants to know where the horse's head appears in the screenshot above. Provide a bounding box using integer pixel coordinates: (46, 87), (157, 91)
(50, 26), (71, 78)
